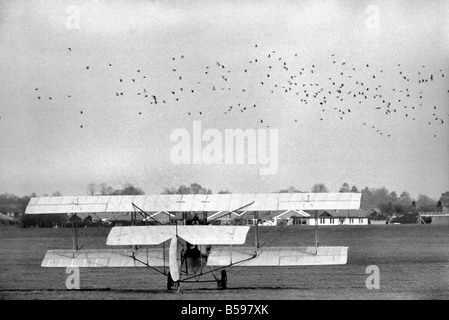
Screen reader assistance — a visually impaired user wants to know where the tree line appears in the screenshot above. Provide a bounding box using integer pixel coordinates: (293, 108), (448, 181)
(1, 182), (448, 227)
(86, 183), (145, 196)
(83, 181), (449, 216)
(281, 183), (448, 216)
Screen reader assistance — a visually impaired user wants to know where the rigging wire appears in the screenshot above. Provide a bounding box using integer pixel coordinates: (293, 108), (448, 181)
(225, 223), (294, 283)
(76, 211), (130, 250)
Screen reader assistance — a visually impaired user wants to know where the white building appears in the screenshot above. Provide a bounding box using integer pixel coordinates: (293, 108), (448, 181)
(291, 210), (369, 226)
(272, 209), (310, 226)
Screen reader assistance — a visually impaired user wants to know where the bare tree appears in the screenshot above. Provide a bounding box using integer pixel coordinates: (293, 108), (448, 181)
(162, 187), (177, 194)
(87, 183), (97, 196)
(278, 186), (302, 193)
(120, 183), (145, 195)
(311, 183), (329, 193)
(162, 183), (212, 195)
(339, 183), (350, 193)
(398, 191), (412, 206)
(417, 194), (436, 211)
(99, 182), (115, 195)
(440, 191), (449, 208)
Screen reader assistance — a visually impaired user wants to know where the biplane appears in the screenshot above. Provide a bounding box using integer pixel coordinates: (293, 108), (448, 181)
(25, 192), (361, 289)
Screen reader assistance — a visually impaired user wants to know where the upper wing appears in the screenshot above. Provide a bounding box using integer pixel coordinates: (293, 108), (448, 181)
(25, 193), (361, 215)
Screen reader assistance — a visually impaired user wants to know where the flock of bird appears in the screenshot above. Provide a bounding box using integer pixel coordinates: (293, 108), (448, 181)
(25, 44), (449, 138)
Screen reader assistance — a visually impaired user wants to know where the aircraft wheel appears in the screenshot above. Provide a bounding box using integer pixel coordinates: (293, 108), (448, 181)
(167, 272), (174, 290)
(220, 270), (227, 289)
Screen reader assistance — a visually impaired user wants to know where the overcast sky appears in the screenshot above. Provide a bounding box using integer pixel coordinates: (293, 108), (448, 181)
(0, 0), (448, 199)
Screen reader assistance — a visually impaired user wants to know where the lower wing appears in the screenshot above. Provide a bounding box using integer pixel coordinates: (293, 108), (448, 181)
(41, 248), (166, 267)
(206, 246), (348, 266)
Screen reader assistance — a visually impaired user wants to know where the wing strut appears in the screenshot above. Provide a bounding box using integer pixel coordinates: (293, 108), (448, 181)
(132, 203), (163, 225)
(315, 210), (320, 253)
(207, 201), (255, 224)
(72, 214), (79, 252)
(254, 211), (259, 249)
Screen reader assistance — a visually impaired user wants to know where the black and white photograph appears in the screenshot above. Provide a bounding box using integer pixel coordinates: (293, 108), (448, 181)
(1, 0), (449, 305)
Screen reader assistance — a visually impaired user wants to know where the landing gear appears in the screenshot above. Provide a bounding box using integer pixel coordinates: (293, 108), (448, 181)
(167, 272), (174, 290)
(218, 270), (227, 289)
(167, 272), (180, 290)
